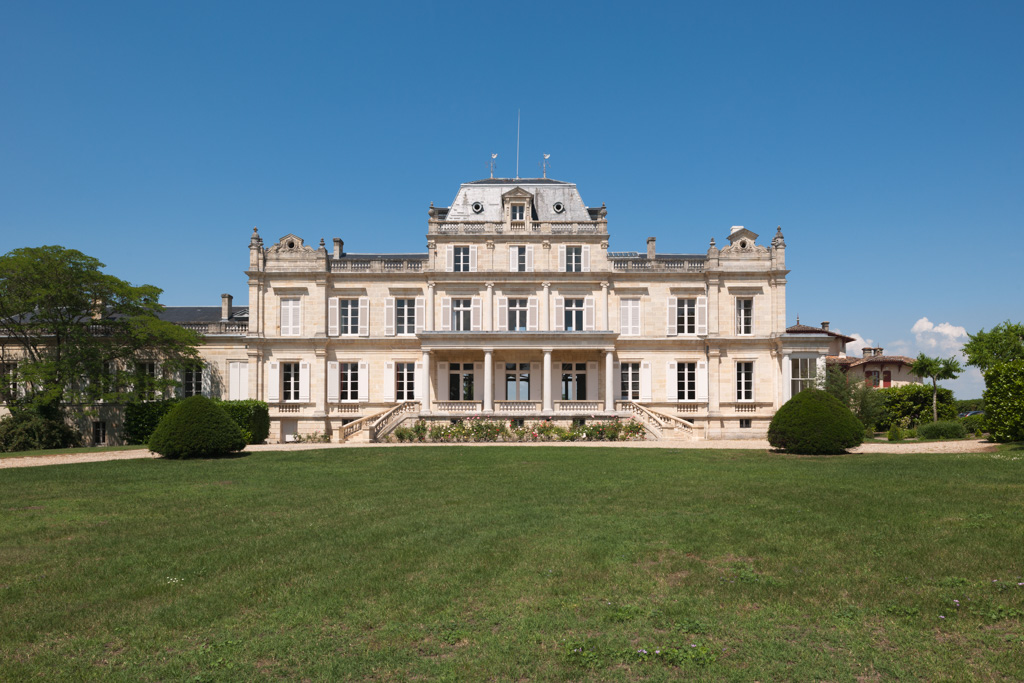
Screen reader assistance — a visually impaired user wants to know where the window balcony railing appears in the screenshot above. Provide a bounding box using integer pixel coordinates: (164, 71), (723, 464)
(495, 400), (542, 413)
(555, 401), (602, 413)
(434, 401), (483, 413)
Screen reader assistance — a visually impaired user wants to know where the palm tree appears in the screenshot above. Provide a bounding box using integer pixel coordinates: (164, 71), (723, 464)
(910, 353), (962, 423)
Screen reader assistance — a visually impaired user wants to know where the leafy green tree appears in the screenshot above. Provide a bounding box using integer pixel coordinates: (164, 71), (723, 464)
(0, 246), (200, 418)
(963, 321), (1024, 374)
(982, 360), (1024, 442)
(876, 384), (956, 430)
(822, 365), (884, 431)
(910, 353), (962, 423)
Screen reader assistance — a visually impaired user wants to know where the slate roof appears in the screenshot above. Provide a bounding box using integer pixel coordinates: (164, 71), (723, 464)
(333, 253), (428, 260)
(784, 323), (856, 344)
(464, 178), (572, 185)
(158, 307), (249, 324)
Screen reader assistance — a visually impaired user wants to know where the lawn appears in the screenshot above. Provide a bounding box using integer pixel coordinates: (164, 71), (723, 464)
(2, 446), (1023, 681)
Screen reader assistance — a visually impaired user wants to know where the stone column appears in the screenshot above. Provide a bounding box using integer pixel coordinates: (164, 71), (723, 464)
(600, 282), (610, 331)
(483, 349), (493, 413)
(541, 282), (550, 331)
(542, 349), (553, 412)
(426, 282), (435, 332)
(605, 350), (615, 412)
(421, 349), (431, 414)
(484, 283), (493, 332)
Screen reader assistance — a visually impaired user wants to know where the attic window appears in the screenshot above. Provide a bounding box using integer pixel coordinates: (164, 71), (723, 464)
(287, 240), (295, 249)
(739, 240), (747, 248)
(472, 202), (483, 214)
(553, 201), (565, 214)
(511, 205), (525, 221)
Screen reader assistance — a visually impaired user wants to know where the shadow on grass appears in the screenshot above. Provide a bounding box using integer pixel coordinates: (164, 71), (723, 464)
(157, 451), (253, 461)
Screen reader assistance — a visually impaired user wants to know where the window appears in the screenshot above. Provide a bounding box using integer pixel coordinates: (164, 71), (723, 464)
(396, 362), (416, 400)
(395, 299), (416, 335)
(676, 299), (697, 335)
(737, 362), (754, 401)
(339, 362), (359, 401)
(511, 204), (525, 221)
(453, 246), (471, 272)
(736, 298), (753, 335)
(791, 358), (818, 395)
(676, 362), (697, 401)
(448, 363), (475, 401)
(739, 419), (752, 429)
(182, 364), (203, 398)
(565, 246), (582, 272)
(338, 299), (360, 336)
(564, 298), (584, 332)
(505, 363), (530, 400)
(452, 298), (472, 332)
(92, 421), (107, 445)
(508, 298), (529, 331)
(282, 362), (301, 402)
(865, 370), (880, 387)
(0, 362), (16, 401)
(512, 246), (528, 272)
(229, 361), (249, 401)
(560, 363), (587, 401)
(621, 298), (641, 336)
(136, 361), (157, 400)
(621, 362), (640, 400)
(281, 298), (301, 336)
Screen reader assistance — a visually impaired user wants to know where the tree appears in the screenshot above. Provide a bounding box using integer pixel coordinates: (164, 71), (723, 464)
(0, 246), (200, 418)
(982, 360), (1024, 443)
(963, 321), (1024, 374)
(822, 365), (884, 431)
(910, 353), (962, 423)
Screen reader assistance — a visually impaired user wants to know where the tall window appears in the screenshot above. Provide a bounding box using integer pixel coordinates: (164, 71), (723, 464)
(452, 298), (472, 332)
(396, 362), (415, 400)
(453, 246), (470, 272)
(512, 245), (527, 272)
(510, 205), (525, 221)
(565, 246), (582, 272)
(396, 298), (416, 335)
(92, 421), (107, 445)
(448, 363), (475, 401)
(136, 361), (157, 400)
(865, 370), (880, 387)
(736, 298), (753, 335)
(737, 362), (754, 401)
(0, 362), (16, 401)
(676, 299), (697, 335)
(182, 364), (203, 398)
(338, 299), (360, 336)
(505, 363), (530, 400)
(561, 363), (587, 401)
(281, 298), (301, 336)
(677, 362), (697, 401)
(339, 362), (359, 401)
(282, 362), (301, 402)
(621, 298), (640, 336)
(508, 298), (529, 331)
(791, 358), (817, 395)
(564, 298), (584, 332)
(621, 362), (640, 400)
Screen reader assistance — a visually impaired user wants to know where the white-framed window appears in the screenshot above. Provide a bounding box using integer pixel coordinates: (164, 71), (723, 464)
(339, 362), (359, 401)
(737, 362), (754, 401)
(677, 299), (697, 335)
(736, 298), (753, 335)
(621, 362), (640, 400)
(676, 362), (697, 401)
(620, 298), (641, 336)
(739, 419), (752, 429)
(560, 363), (587, 401)
(281, 298), (301, 336)
(508, 298), (529, 331)
(181, 364), (203, 398)
(564, 298), (585, 332)
(396, 362), (416, 400)
(565, 246), (582, 272)
(453, 246), (471, 272)
(282, 362), (301, 402)
(229, 361), (249, 401)
(395, 299), (416, 335)
(510, 245), (531, 272)
(791, 358), (818, 395)
(510, 204), (525, 221)
(448, 362), (475, 401)
(452, 298), (472, 332)
(337, 299), (360, 336)
(504, 363), (531, 400)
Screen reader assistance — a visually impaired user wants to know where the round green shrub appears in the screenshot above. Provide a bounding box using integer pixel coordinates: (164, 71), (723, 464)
(768, 389), (864, 455)
(887, 424), (903, 441)
(148, 395), (246, 459)
(917, 420), (967, 440)
(0, 411), (81, 452)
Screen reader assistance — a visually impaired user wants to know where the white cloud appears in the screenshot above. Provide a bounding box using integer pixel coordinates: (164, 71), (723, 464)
(844, 332), (873, 358)
(910, 317), (969, 357)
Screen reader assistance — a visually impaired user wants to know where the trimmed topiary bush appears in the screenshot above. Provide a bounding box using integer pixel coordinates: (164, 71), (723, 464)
(148, 395), (246, 459)
(918, 420), (967, 440)
(768, 389), (864, 455)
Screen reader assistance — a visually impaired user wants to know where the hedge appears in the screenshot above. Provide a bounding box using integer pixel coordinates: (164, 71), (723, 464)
(982, 360), (1024, 442)
(125, 398), (269, 445)
(148, 396), (246, 459)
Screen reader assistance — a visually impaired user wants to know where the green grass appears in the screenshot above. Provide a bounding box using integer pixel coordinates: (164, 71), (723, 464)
(0, 444), (144, 459)
(2, 446), (1023, 681)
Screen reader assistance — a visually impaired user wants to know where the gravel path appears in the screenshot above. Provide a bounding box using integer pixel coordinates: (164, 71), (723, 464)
(0, 438), (999, 469)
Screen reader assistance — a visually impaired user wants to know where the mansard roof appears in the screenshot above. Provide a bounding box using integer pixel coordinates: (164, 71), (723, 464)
(444, 177), (594, 223)
(158, 307), (249, 323)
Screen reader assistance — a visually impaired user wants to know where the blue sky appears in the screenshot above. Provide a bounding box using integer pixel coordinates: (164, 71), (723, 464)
(2, 1), (1022, 399)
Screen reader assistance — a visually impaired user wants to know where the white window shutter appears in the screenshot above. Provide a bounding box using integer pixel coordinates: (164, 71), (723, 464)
(586, 361), (598, 401)
(666, 362), (677, 401)
(558, 245), (566, 272)
(634, 299), (642, 336)
(553, 296), (564, 331)
(268, 362), (280, 402)
(529, 362), (541, 401)
(358, 361), (369, 402)
(614, 362), (622, 400)
(697, 296), (708, 336)
(509, 247), (517, 272)
(446, 245), (454, 272)
(299, 362), (310, 402)
(469, 245), (478, 272)
(382, 362), (394, 402)
(438, 362), (449, 402)
(471, 296), (482, 331)
(697, 360), (708, 401)
(473, 362), (483, 400)
(293, 300), (301, 336)
(414, 362), (424, 401)
(582, 245), (591, 272)
(328, 297), (339, 337)
(358, 297), (369, 337)
(384, 298), (395, 337)
(496, 297), (508, 331)
(619, 299), (629, 335)
(201, 365), (212, 398)
(667, 296), (677, 337)
(441, 297), (451, 331)
(640, 361), (652, 402)
(494, 361), (506, 400)
(526, 245), (534, 272)
(327, 361), (340, 402)
(414, 296), (425, 333)
(584, 296), (595, 331)
(239, 362), (249, 400)
(527, 297), (538, 331)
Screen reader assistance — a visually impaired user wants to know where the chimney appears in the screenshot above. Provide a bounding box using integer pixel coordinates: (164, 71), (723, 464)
(875, 347), (883, 357)
(333, 238), (343, 259)
(221, 293), (232, 321)
(821, 321), (829, 331)
(862, 347), (874, 359)
(730, 225), (744, 235)
(646, 236), (656, 260)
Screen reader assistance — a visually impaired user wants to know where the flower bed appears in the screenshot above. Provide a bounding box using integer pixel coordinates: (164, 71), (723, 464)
(389, 417), (646, 443)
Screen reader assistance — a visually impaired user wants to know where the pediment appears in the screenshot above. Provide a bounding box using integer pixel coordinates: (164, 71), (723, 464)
(268, 234), (318, 255)
(727, 228), (759, 245)
(501, 187), (535, 201)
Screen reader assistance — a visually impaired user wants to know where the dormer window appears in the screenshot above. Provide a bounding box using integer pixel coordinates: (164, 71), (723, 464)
(511, 205), (525, 221)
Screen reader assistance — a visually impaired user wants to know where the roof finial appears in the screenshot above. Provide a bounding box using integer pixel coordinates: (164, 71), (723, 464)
(515, 109), (521, 180)
(540, 153), (551, 179)
(797, 315), (800, 325)
(489, 154), (497, 179)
